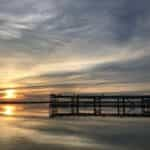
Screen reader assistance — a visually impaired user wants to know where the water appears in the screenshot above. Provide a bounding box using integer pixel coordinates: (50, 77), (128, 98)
(0, 116), (150, 150)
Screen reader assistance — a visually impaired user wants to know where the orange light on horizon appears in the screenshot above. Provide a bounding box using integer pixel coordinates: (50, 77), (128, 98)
(3, 89), (17, 99)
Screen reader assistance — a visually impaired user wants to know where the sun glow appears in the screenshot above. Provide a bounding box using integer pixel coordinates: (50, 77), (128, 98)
(2, 106), (15, 116)
(4, 89), (16, 99)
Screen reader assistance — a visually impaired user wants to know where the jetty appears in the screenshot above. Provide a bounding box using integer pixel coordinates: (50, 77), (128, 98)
(49, 94), (150, 118)
(0, 94), (150, 118)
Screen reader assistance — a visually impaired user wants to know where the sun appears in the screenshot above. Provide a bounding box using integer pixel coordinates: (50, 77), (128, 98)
(3, 106), (15, 116)
(4, 89), (16, 99)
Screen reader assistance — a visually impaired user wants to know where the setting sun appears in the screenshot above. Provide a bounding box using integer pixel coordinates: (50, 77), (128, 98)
(4, 89), (16, 99)
(2, 106), (15, 116)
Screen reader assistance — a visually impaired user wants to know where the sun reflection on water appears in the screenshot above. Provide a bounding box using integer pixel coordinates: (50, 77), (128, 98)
(2, 106), (15, 116)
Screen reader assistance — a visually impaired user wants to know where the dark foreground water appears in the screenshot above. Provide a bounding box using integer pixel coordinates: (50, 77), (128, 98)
(0, 116), (150, 150)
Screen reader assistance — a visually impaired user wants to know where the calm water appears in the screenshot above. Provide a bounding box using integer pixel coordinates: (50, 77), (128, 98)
(0, 116), (150, 150)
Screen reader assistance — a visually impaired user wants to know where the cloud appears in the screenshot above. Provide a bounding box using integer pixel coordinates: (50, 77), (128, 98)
(5, 50), (148, 95)
(0, 0), (150, 95)
(0, 0), (150, 41)
(112, 0), (150, 42)
(0, 0), (57, 39)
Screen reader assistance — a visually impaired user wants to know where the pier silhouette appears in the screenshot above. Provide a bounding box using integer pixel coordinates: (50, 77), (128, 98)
(0, 94), (150, 118)
(49, 94), (150, 118)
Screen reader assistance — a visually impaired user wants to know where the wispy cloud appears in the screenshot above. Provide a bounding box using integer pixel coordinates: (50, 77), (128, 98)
(0, 0), (150, 96)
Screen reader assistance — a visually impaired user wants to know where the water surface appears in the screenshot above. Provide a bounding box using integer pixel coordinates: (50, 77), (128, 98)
(0, 116), (150, 150)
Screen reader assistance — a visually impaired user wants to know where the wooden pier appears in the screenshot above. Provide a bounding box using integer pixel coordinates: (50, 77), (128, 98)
(49, 94), (150, 118)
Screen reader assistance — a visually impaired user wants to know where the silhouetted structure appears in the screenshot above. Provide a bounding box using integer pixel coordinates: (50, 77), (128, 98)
(49, 94), (150, 118)
(0, 94), (150, 118)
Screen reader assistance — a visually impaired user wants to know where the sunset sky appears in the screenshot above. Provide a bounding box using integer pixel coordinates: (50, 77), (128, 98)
(0, 0), (150, 100)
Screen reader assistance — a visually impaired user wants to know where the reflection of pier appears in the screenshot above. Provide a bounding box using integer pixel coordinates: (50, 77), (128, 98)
(49, 94), (150, 118)
(0, 94), (150, 118)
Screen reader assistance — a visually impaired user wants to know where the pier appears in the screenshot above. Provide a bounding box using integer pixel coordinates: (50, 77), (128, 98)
(49, 94), (150, 118)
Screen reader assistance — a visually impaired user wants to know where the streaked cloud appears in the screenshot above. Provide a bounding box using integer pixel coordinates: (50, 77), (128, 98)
(0, 0), (150, 97)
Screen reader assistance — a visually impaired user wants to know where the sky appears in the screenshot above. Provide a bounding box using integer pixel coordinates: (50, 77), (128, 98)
(0, 0), (150, 99)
